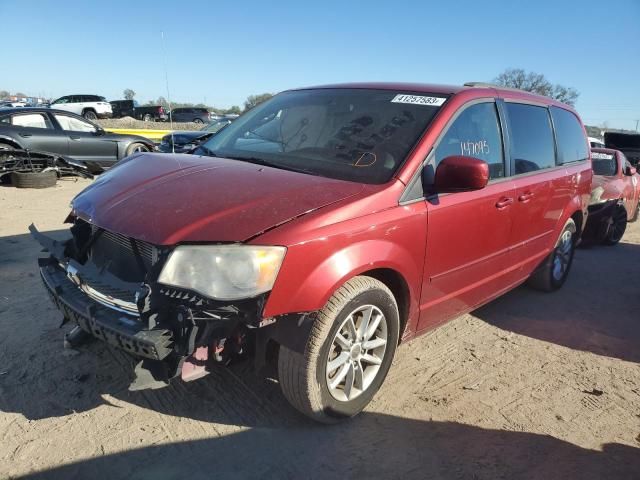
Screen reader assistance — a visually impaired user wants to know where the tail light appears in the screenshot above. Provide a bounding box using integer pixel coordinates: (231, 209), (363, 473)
(158, 106), (165, 114)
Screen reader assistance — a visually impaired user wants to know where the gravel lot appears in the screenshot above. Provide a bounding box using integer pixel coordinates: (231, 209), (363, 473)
(96, 117), (205, 131)
(1, 178), (639, 479)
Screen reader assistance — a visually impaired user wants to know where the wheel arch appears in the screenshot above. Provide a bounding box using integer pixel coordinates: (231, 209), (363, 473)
(0, 136), (23, 149)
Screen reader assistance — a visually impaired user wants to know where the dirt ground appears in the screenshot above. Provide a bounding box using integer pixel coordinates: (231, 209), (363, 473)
(1, 178), (639, 480)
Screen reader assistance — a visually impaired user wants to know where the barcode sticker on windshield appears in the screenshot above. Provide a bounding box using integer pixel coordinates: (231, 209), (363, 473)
(391, 94), (446, 106)
(592, 152), (614, 160)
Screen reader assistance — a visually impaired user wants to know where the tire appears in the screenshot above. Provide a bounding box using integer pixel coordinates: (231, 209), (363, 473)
(125, 142), (150, 156)
(602, 206), (627, 245)
(10, 170), (57, 189)
(143, 114), (152, 122)
(0, 143), (16, 183)
(83, 110), (98, 121)
(278, 276), (399, 423)
(528, 218), (576, 292)
(193, 118), (204, 124)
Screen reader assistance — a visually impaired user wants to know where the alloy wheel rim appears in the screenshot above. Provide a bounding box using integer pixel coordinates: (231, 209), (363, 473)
(325, 304), (388, 402)
(608, 209), (627, 243)
(131, 145), (148, 153)
(552, 230), (573, 281)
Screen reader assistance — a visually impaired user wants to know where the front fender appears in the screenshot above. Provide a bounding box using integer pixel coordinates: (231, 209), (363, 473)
(0, 135), (23, 149)
(263, 239), (421, 320)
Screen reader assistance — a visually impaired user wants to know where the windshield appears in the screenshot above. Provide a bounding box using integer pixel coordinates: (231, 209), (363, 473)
(200, 88), (445, 184)
(204, 118), (232, 133)
(592, 152), (617, 176)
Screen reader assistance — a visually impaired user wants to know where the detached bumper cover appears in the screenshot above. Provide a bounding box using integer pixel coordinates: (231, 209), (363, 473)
(39, 257), (173, 360)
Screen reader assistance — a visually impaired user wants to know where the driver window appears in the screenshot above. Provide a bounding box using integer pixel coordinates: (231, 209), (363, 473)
(54, 114), (95, 133)
(434, 102), (504, 179)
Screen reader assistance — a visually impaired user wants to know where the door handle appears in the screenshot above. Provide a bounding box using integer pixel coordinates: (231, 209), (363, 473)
(495, 197), (514, 209)
(518, 192), (534, 203)
(70, 135), (81, 140)
(18, 132), (32, 138)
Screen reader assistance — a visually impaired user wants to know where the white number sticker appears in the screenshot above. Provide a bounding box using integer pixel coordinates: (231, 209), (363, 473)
(391, 94), (446, 106)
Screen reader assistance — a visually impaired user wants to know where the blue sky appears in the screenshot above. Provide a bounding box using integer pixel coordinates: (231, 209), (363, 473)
(2, 0), (639, 130)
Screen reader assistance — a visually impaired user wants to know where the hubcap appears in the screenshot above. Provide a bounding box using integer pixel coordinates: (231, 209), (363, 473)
(552, 230), (573, 281)
(325, 305), (388, 402)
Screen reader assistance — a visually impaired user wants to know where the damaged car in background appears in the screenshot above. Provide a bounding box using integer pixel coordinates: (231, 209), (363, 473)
(583, 148), (640, 245)
(1, 148), (92, 188)
(31, 83), (591, 423)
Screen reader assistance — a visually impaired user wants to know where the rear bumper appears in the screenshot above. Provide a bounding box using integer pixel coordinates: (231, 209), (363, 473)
(39, 257), (173, 360)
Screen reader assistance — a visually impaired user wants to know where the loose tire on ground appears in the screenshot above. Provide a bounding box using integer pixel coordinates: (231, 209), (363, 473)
(10, 170), (57, 189)
(0, 143), (16, 184)
(528, 218), (576, 292)
(125, 143), (150, 156)
(278, 275), (399, 423)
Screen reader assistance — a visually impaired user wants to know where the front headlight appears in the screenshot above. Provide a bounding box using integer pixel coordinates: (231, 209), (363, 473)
(158, 245), (286, 300)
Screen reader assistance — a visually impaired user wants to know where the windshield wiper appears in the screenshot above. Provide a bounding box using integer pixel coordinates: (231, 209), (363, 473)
(224, 155), (320, 176)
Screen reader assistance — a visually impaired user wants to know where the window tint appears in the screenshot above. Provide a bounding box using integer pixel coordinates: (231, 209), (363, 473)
(54, 114), (95, 132)
(434, 102), (504, 179)
(505, 103), (555, 174)
(551, 107), (588, 164)
(11, 113), (52, 129)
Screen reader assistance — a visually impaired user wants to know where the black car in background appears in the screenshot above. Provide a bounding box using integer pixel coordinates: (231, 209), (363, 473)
(158, 117), (235, 153)
(0, 108), (155, 172)
(110, 100), (168, 122)
(605, 132), (640, 167)
(167, 107), (212, 123)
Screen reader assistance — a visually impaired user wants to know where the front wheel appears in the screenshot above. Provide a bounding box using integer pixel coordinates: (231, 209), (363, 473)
(125, 142), (150, 156)
(278, 276), (399, 423)
(143, 114), (152, 122)
(528, 218), (576, 292)
(602, 206), (627, 245)
(193, 118), (204, 124)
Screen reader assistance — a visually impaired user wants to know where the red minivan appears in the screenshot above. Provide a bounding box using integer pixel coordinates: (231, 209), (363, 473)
(32, 83), (592, 422)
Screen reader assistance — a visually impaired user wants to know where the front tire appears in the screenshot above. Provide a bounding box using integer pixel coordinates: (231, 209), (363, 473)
(278, 276), (399, 423)
(143, 114), (152, 122)
(125, 142), (150, 156)
(602, 206), (627, 245)
(528, 218), (576, 292)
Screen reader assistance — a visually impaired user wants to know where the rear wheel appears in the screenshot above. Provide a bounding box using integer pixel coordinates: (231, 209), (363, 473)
(193, 118), (204, 124)
(10, 170), (57, 189)
(125, 143), (150, 156)
(278, 276), (399, 423)
(528, 218), (576, 292)
(83, 110), (97, 121)
(143, 114), (152, 122)
(602, 206), (627, 245)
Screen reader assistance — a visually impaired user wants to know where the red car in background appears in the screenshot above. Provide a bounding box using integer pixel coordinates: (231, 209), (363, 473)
(584, 148), (640, 245)
(32, 83), (592, 422)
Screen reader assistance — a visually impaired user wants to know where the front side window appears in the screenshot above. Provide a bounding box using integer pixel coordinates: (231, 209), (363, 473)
(201, 89), (445, 184)
(505, 103), (555, 174)
(551, 107), (588, 164)
(52, 96), (69, 105)
(11, 113), (52, 129)
(434, 102), (504, 179)
(54, 114), (96, 132)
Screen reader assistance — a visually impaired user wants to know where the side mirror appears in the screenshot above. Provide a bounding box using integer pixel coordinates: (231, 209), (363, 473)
(433, 155), (489, 193)
(625, 165), (636, 176)
(95, 127), (105, 136)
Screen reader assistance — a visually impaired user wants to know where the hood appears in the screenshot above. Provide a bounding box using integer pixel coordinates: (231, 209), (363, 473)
(71, 153), (364, 245)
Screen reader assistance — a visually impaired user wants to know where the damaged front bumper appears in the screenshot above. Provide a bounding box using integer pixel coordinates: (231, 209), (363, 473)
(30, 222), (271, 389)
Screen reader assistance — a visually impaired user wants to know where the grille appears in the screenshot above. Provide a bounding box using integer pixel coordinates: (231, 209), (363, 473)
(88, 227), (159, 283)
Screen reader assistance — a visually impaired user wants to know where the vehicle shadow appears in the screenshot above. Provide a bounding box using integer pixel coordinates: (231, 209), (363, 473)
(20, 413), (640, 480)
(474, 242), (640, 364)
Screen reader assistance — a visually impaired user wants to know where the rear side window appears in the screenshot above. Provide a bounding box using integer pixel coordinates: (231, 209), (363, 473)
(435, 102), (504, 179)
(11, 113), (52, 129)
(551, 107), (588, 164)
(505, 103), (555, 174)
